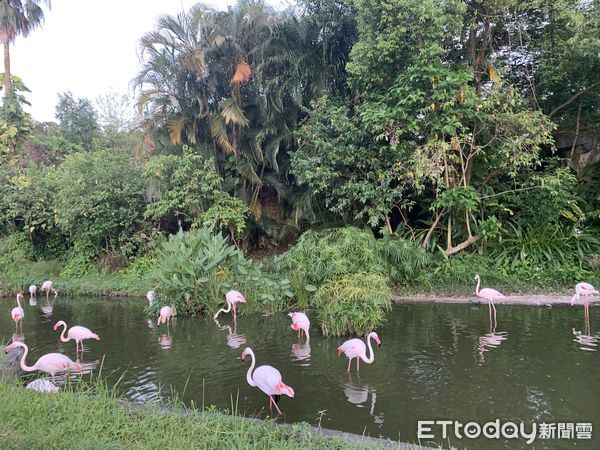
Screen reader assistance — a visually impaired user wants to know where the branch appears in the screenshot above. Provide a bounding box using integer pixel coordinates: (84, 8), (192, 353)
(548, 82), (600, 117)
(423, 211), (442, 249)
(445, 234), (481, 256)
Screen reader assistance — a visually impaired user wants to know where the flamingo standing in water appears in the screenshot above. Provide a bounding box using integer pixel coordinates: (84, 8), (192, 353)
(11, 293), (24, 332)
(146, 290), (155, 305)
(4, 342), (82, 381)
(157, 305), (173, 327)
(214, 290), (246, 322)
(474, 274), (504, 326)
(241, 347), (295, 415)
(337, 331), (382, 373)
(40, 280), (53, 300)
(54, 320), (100, 353)
(289, 312), (310, 344)
(29, 285), (37, 299)
(571, 282), (599, 315)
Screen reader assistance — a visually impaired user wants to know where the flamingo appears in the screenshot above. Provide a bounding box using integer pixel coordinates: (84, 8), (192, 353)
(146, 290), (155, 305)
(289, 312), (310, 344)
(4, 342), (82, 381)
(570, 282), (599, 315)
(26, 379), (59, 393)
(474, 274), (504, 326)
(11, 293), (24, 332)
(213, 290), (246, 321)
(241, 347), (295, 416)
(157, 305), (173, 327)
(40, 280), (53, 300)
(54, 320), (100, 353)
(28, 285), (37, 299)
(337, 331), (382, 373)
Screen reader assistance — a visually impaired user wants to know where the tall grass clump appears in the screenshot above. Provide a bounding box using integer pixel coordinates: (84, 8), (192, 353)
(281, 227), (430, 288)
(150, 227), (292, 317)
(312, 274), (392, 336)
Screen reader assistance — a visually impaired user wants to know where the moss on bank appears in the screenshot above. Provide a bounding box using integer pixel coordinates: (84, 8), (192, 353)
(0, 382), (396, 449)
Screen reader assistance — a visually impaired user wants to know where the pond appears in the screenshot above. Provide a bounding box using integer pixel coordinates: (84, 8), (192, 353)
(1, 296), (599, 449)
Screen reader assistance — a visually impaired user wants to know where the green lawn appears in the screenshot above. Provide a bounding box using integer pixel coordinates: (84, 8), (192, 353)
(0, 382), (396, 449)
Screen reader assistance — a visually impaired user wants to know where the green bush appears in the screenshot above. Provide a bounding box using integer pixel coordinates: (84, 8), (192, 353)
(281, 227), (430, 290)
(149, 227), (292, 317)
(312, 273), (392, 337)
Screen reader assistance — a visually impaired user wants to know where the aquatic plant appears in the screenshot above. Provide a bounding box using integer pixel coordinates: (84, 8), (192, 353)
(312, 273), (392, 337)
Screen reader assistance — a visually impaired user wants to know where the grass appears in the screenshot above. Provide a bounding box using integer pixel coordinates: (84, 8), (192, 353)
(0, 381), (394, 449)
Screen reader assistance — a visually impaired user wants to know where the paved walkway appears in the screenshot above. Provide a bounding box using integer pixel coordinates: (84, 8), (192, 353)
(393, 295), (600, 307)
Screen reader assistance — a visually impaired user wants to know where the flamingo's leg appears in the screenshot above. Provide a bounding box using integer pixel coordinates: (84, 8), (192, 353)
(270, 396), (283, 415)
(233, 304), (237, 321)
(347, 358), (351, 372)
(357, 358), (360, 372)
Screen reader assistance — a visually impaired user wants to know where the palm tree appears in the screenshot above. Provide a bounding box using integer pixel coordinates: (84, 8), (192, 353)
(134, 0), (321, 230)
(0, 0), (50, 95)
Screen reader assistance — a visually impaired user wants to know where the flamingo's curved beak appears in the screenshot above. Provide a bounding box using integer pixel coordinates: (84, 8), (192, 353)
(337, 347), (342, 357)
(241, 350), (247, 361)
(291, 323), (299, 331)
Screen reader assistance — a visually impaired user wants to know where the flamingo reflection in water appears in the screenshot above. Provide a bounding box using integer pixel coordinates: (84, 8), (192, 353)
(572, 307), (599, 352)
(290, 342), (311, 362)
(476, 316), (508, 364)
(40, 297), (54, 318)
(342, 378), (385, 425)
(214, 318), (247, 349)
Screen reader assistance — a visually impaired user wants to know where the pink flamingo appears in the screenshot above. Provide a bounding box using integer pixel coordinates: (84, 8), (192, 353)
(29, 285), (37, 299)
(213, 290), (246, 321)
(241, 347), (295, 416)
(4, 342), (82, 381)
(571, 282), (599, 315)
(337, 331), (382, 373)
(54, 320), (100, 353)
(26, 379), (59, 393)
(11, 293), (24, 332)
(157, 305), (173, 327)
(289, 312), (310, 344)
(40, 280), (53, 301)
(474, 274), (504, 326)
(146, 290), (155, 305)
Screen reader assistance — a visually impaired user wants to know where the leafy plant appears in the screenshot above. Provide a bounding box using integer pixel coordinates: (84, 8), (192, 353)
(150, 227), (292, 317)
(312, 274), (392, 336)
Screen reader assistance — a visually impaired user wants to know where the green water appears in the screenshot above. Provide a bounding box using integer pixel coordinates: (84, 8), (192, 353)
(1, 296), (598, 449)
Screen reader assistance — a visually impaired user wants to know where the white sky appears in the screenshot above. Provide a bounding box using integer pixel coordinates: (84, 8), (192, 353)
(11, 0), (252, 122)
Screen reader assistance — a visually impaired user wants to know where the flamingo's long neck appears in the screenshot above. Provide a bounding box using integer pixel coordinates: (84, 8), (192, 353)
(246, 351), (257, 387)
(58, 322), (69, 342)
(215, 301), (233, 318)
(16, 344), (36, 372)
(475, 277), (481, 295)
(305, 328), (310, 345)
(16, 296), (22, 309)
(361, 334), (376, 364)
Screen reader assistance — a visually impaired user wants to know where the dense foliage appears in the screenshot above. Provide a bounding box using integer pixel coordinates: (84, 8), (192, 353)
(1, 0), (599, 334)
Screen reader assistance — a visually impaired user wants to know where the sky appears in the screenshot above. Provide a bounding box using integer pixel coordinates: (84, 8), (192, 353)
(11, 0), (253, 122)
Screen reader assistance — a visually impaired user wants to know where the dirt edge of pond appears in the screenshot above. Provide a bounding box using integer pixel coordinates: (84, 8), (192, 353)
(393, 294), (600, 307)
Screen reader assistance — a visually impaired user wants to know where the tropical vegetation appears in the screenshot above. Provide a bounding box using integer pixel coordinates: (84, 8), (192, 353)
(1, 0), (599, 334)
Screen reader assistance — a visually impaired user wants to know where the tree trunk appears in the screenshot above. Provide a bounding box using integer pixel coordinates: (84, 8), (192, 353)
(3, 40), (11, 95)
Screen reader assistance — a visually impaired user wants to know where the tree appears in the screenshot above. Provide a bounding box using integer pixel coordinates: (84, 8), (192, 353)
(54, 91), (100, 149)
(0, 0), (50, 94)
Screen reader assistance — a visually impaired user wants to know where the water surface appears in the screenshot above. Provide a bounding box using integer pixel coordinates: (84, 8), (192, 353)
(1, 296), (598, 449)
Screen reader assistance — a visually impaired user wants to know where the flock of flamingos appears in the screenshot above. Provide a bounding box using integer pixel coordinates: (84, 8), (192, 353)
(4, 276), (599, 415)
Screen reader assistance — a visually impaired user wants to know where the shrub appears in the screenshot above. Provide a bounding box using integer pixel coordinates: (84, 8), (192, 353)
(281, 227), (430, 290)
(149, 227), (292, 317)
(312, 273), (392, 336)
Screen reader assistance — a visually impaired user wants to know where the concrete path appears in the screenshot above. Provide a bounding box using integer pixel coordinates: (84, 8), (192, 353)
(393, 295), (600, 307)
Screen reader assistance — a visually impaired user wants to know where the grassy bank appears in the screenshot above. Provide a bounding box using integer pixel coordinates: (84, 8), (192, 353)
(0, 273), (149, 298)
(0, 382), (394, 449)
